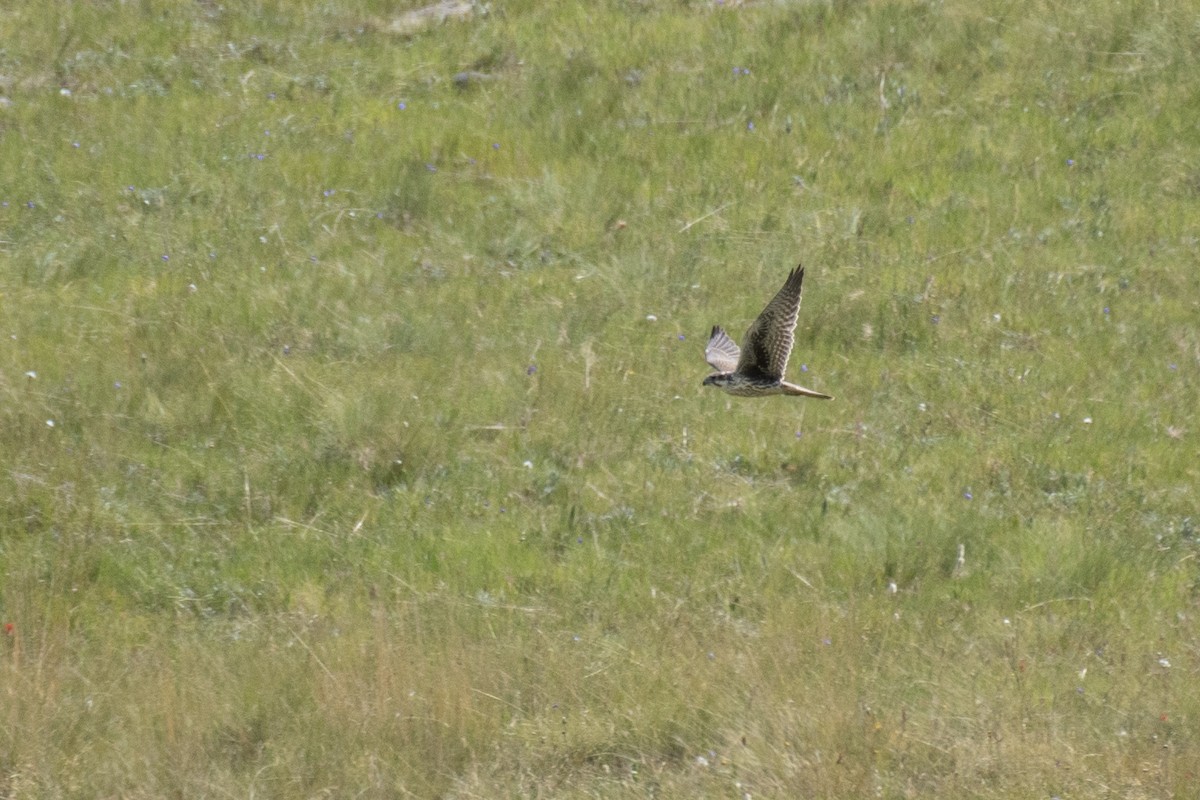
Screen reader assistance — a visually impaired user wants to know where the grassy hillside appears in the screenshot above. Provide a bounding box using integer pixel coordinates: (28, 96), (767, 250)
(2, 0), (1198, 796)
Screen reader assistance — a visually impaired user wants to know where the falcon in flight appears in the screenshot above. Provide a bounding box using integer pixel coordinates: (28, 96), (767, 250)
(702, 265), (833, 399)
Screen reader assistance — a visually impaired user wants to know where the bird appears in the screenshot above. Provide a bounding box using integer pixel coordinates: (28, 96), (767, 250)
(702, 265), (833, 399)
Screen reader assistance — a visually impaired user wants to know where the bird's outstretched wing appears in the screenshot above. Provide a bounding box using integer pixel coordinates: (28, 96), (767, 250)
(737, 265), (805, 380)
(704, 325), (741, 372)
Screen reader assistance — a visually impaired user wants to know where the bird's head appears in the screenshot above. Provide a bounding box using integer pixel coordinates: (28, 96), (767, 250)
(703, 373), (732, 388)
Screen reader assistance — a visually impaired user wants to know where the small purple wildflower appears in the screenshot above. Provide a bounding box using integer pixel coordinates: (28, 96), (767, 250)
(747, 120), (755, 131)
(800, 364), (808, 372)
(1168, 363), (1178, 371)
(323, 189), (335, 197)
(127, 185), (135, 192)
(309, 255), (318, 263)
(526, 364), (537, 375)
(1103, 306), (1110, 315)
(677, 333), (685, 340)
(375, 212), (384, 219)
(963, 490), (973, 500)
(25, 201), (35, 209)
(492, 142), (500, 150)
(161, 254), (169, 261)
(1, 201), (7, 208)
(931, 314), (940, 324)
(822, 637), (832, 646)
(1066, 158), (1075, 166)
(253, 153), (265, 160)
(795, 430), (802, 439)
(425, 163), (437, 172)
(72, 141), (80, 148)
(114, 381), (122, 389)
(397, 101), (406, 110)
(267, 92), (276, 100)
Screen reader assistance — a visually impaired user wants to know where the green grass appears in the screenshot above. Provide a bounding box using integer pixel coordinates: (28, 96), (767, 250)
(2, 0), (1199, 795)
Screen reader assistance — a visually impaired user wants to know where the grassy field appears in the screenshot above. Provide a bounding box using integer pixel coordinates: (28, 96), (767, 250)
(2, 0), (1199, 796)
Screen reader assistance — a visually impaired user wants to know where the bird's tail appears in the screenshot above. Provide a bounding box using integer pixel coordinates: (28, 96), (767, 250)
(781, 381), (833, 400)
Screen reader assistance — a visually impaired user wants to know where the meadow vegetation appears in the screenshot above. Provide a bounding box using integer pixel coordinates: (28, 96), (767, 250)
(1, 0), (1198, 796)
